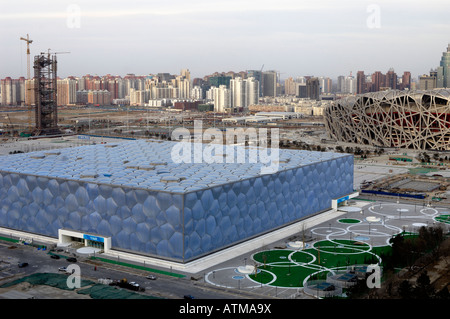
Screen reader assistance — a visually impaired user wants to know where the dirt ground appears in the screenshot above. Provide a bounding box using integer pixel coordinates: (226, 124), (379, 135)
(0, 281), (92, 299)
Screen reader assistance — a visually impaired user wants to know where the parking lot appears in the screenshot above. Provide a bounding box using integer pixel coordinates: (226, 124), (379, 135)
(0, 237), (261, 299)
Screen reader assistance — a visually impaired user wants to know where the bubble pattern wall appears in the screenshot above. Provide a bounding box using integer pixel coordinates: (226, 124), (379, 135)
(0, 139), (353, 262)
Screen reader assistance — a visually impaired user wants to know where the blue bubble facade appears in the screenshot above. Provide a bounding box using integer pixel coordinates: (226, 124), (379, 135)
(0, 139), (353, 262)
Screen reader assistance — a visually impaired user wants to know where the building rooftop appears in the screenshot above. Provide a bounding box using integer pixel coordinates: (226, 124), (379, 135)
(0, 138), (350, 194)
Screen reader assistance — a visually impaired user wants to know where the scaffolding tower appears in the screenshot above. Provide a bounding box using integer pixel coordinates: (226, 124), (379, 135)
(33, 52), (61, 136)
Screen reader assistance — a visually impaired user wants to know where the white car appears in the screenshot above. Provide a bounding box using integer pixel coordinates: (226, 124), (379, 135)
(58, 266), (67, 272)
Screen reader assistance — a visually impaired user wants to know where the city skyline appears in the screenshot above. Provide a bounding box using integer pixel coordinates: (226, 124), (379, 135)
(1, 1), (450, 80)
(1, 68), (415, 107)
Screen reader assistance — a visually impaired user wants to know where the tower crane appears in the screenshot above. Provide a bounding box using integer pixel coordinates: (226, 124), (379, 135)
(20, 34), (33, 80)
(20, 34), (33, 133)
(41, 49), (70, 56)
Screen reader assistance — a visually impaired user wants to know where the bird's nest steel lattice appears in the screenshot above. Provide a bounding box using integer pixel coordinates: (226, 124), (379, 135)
(324, 89), (450, 150)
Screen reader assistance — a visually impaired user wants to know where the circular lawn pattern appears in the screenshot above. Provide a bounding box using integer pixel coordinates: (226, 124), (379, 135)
(435, 214), (450, 224)
(247, 240), (382, 289)
(338, 218), (361, 224)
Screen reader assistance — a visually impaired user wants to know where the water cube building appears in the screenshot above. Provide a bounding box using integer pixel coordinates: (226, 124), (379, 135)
(0, 139), (353, 262)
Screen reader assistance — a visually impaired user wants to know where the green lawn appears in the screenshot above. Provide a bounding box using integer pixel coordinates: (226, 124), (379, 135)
(338, 218), (361, 224)
(435, 214), (450, 224)
(249, 240), (391, 288)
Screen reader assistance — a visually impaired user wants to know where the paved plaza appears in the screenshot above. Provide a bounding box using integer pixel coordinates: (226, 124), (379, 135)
(198, 200), (449, 298)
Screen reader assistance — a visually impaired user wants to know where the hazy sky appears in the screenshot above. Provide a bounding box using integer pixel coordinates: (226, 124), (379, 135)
(1, 0), (450, 80)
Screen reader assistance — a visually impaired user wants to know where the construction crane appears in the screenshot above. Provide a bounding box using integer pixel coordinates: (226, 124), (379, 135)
(41, 49), (70, 56)
(20, 34), (33, 80)
(20, 34), (33, 134)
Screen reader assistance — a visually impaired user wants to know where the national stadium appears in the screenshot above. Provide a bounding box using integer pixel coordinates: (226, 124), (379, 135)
(324, 89), (450, 150)
(0, 138), (354, 263)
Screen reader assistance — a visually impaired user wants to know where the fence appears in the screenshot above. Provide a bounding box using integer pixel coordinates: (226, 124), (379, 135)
(303, 280), (343, 298)
(361, 189), (426, 199)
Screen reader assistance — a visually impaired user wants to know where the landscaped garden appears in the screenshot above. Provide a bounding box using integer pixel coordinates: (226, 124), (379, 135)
(249, 239), (390, 288)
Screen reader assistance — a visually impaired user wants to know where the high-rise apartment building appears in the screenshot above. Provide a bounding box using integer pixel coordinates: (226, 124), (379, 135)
(371, 71), (384, 92)
(208, 85), (231, 113)
(88, 90), (112, 106)
(129, 88), (149, 106)
(385, 69), (397, 89)
(400, 71), (411, 90)
(104, 78), (119, 99)
(319, 77), (332, 94)
(284, 76), (329, 97)
(357, 71), (366, 94)
(348, 69), (409, 93)
(0, 77), (25, 105)
(176, 76), (191, 99)
(157, 73), (174, 83)
(284, 77), (297, 95)
(209, 76), (232, 88)
(57, 78), (78, 106)
(419, 73), (437, 90)
(76, 90), (89, 105)
(191, 86), (203, 100)
(245, 77), (259, 108)
(306, 77), (320, 101)
(123, 74), (145, 99)
(229, 77), (259, 111)
(247, 70), (263, 97)
(437, 44), (450, 88)
(230, 77), (245, 109)
(262, 71), (277, 97)
(180, 69), (191, 82)
(337, 75), (357, 94)
(297, 84), (307, 98)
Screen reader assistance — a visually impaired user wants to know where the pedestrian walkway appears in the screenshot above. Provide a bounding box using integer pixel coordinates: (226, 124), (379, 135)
(201, 200), (450, 298)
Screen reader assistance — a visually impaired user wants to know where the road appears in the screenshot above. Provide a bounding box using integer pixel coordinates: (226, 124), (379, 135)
(0, 240), (269, 300)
